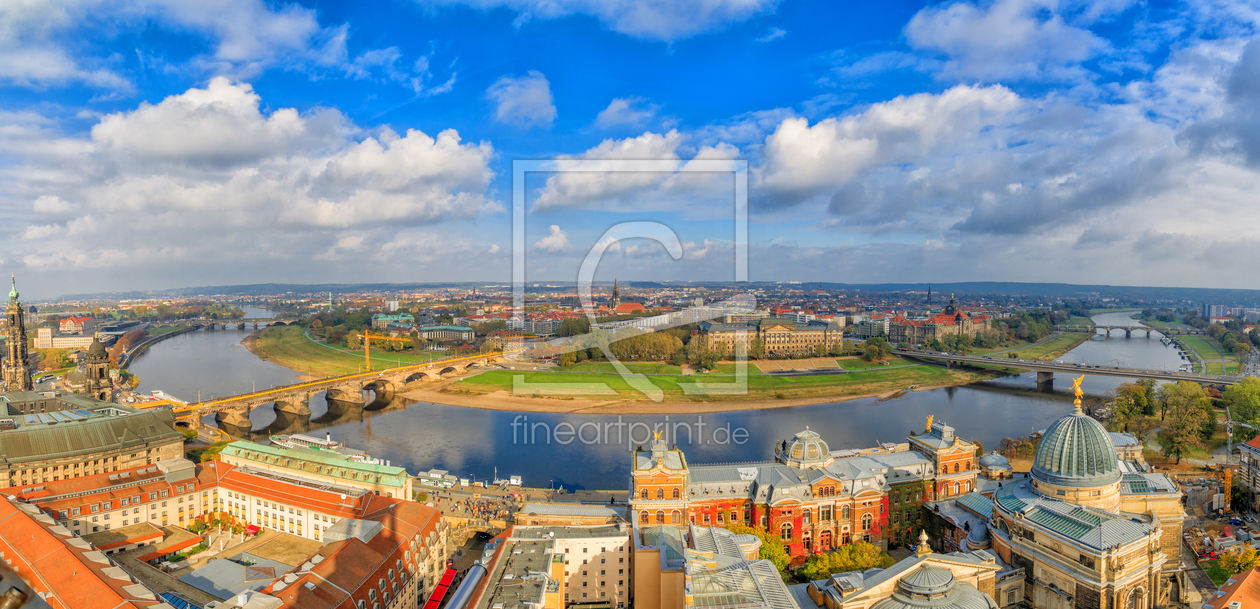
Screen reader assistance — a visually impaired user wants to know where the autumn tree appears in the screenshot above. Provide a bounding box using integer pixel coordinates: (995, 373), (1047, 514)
(1224, 378), (1260, 441)
(1157, 381), (1212, 463)
(1220, 545), (1259, 575)
(799, 541), (896, 581)
(726, 524), (790, 573)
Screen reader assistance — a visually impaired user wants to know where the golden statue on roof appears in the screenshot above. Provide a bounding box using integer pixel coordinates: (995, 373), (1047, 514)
(926, 415), (934, 432)
(653, 430), (663, 442)
(1072, 376), (1084, 411)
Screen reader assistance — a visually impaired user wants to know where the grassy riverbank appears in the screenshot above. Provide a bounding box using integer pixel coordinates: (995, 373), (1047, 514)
(1001, 332), (1092, 361)
(446, 363), (995, 405)
(1178, 335), (1242, 374)
(249, 325), (444, 377)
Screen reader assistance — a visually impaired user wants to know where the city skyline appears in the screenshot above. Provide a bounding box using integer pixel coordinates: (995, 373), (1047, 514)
(2, 0), (1260, 297)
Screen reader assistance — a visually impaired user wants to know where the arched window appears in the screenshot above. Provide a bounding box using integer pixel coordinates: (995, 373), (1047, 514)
(803, 510), (812, 525)
(965, 460), (972, 471)
(842, 505), (850, 519)
(672, 510), (682, 523)
(862, 514), (872, 531)
(1127, 589), (1143, 609)
(656, 489), (664, 500)
(760, 515), (768, 528)
(640, 511), (649, 524)
(952, 483), (959, 495)
(672, 488), (680, 499)
(640, 489), (648, 500)
(953, 463), (959, 473)
(656, 511), (665, 524)
(780, 523), (793, 541)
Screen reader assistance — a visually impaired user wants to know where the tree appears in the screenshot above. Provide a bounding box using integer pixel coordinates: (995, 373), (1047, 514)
(558, 352), (577, 367)
(726, 525), (790, 573)
(799, 541), (895, 580)
(1157, 381), (1212, 463)
(1110, 383), (1148, 432)
(1220, 544), (1260, 575)
(1136, 378), (1158, 416)
(1224, 378), (1260, 441)
(556, 318), (591, 337)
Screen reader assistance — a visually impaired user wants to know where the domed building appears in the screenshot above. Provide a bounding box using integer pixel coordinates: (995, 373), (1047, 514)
(84, 336), (112, 401)
(778, 427), (835, 468)
(978, 452), (1012, 480)
(986, 389), (1187, 609)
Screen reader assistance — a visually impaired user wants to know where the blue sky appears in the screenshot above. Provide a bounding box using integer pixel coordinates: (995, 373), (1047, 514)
(2, 0), (1259, 298)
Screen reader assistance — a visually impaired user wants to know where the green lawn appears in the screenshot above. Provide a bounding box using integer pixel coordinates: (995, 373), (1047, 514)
(1180, 335), (1242, 373)
(561, 362), (682, 374)
(1200, 559), (1233, 587)
(148, 325), (184, 336)
(708, 362), (764, 375)
(1138, 316), (1184, 329)
(1088, 307), (1141, 314)
(255, 325), (444, 377)
(456, 364), (968, 401)
(1004, 333), (1091, 361)
(1066, 316), (1094, 326)
(837, 356), (912, 370)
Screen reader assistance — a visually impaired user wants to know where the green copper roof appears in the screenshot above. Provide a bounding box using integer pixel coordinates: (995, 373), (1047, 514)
(8, 275), (17, 301)
(222, 440), (408, 487)
(1031, 410), (1121, 488)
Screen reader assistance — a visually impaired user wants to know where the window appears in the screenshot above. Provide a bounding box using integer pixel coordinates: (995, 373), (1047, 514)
(780, 523), (793, 541)
(862, 514), (873, 531)
(842, 505), (850, 519)
(672, 488), (680, 499)
(640, 511), (648, 523)
(671, 510), (681, 524)
(656, 489), (664, 500)
(655, 511), (665, 524)
(640, 489), (648, 499)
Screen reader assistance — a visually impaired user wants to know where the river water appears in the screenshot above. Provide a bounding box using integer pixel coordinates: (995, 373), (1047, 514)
(129, 309), (1188, 491)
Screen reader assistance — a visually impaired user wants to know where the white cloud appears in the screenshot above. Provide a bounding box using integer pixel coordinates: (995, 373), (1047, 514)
(754, 84), (1022, 207)
(0, 78), (500, 286)
(487, 71), (556, 128)
(755, 27), (786, 42)
(418, 0), (781, 42)
(534, 225), (571, 253)
(904, 0), (1110, 81)
(595, 97), (657, 128)
(0, 0), (358, 89)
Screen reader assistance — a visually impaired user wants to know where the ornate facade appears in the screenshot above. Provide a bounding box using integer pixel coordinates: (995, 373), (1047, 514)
(84, 337), (111, 401)
(3, 275), (32, 391)
(987, 386), (1186, 609)
(886, 296), (990, 346)
(698, 317), (845, 357)
(629, 422), (980, 558)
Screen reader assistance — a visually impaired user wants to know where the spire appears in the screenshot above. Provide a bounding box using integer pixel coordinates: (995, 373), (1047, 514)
(8, 274), (17, 302)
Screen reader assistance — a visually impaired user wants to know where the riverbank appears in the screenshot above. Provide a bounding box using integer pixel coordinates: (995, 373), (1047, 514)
(245, 325), (442, 377)
(1003, 332), (1092, 361)
(401, 365), (1000, 414)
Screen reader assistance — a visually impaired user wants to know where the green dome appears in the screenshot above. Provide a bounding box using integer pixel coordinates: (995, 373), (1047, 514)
(8, 275), (17, 301)
(1031, 408), (1120, 488)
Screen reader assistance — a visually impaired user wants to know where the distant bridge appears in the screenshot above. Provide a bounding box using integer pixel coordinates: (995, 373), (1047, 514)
(904, 351), (1242, 386)
(163, 318), (298, 330)
(1054, 324), (1204, 337)
(159, 351), (504, 433)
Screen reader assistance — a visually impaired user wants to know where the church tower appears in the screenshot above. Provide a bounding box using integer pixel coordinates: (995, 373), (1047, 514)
(3, 275), (33, 391)
(611, 277), (621, 310)
(85, 336), (111, 401)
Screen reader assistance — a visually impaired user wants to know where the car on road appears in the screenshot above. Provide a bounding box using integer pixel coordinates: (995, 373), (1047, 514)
(1231, 518), (1247, 526)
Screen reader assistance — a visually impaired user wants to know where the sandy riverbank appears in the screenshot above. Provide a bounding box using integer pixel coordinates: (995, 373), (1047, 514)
(398, 374), (991, 415)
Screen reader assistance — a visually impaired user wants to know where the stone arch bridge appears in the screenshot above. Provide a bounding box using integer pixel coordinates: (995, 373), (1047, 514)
(170, 352), (498, 435)
(1054, 324), (1204, 337)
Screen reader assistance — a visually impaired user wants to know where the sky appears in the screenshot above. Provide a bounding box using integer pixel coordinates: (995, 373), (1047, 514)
(2, 0), (1260, 299)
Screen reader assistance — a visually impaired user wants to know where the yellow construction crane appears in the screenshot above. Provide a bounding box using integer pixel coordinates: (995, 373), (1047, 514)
(362, 330), (418, 372)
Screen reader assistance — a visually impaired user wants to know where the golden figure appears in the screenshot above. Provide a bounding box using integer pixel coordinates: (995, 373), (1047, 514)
(653, 430), (663, 442)
(926, 415), (934, 432)
(1072, 376), (1084, 409)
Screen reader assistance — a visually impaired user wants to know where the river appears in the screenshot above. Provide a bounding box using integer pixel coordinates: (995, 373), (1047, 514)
(129, 308), (1185, 491)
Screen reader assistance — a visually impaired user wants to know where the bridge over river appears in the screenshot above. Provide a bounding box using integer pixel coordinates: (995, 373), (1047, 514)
(157, 351), (502, 434)
(904, 351), (1243, 386)
(1054, 324), (1204, 337)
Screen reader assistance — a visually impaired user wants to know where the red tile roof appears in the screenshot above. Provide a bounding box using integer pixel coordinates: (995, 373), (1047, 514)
(261, 498), (442, 609)
(1204, 566), (1260, 609)
(0, 498), (164, 609)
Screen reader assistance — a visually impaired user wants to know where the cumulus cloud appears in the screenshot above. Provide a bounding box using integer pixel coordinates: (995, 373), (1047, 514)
(0, 0), (352, 88)
(534, 225), (571, 253)
(530, 130), (740, 214)
(0, 78), (500, 290)
(487, 71), (556, 128)
(595, 97), (658, 128)
(1182, 38), (1260, 166)
(417, 0), (781, 42)
(905, 0), (1111, 82)
(754, 84), (1021, 207)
